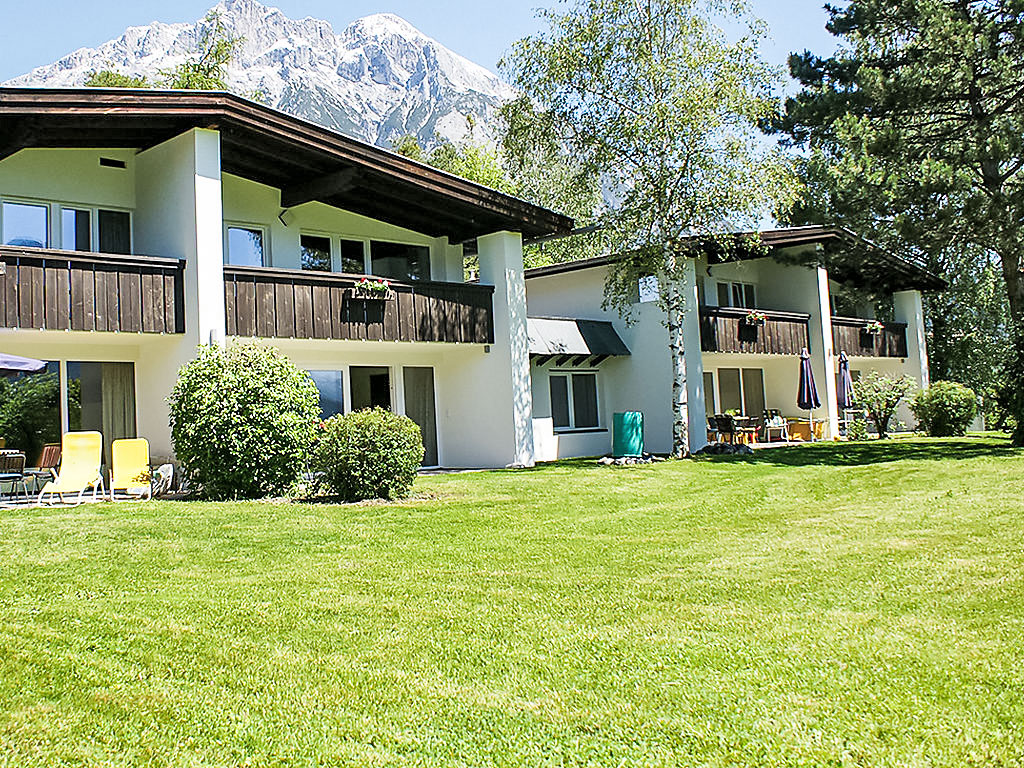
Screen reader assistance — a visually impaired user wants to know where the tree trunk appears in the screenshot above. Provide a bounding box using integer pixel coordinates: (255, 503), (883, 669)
(664, 277), (689, 458)
(997, 247), (1024, 445)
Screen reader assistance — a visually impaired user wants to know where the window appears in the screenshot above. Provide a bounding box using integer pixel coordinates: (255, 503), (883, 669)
(301, 234), (332, 272)
(98, 209), (131, 255)
(370, 241), (430, 281)
(339, 239), (365, 274)
(703, 372), (716, 417)
(717, 281), (756, 308)
(62, 208), (91, 251)
(638, 275), (659, 303)
(307, 370), (344, 418)
(350, 366), (391, 411)
(226, 226), (265, 266)
(2, 201), (48, 247)
(549, 372), (599, 430)
(716, 367), (765, 416)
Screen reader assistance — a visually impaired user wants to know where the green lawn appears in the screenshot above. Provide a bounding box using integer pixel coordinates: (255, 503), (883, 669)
(1, 437), (1022, 766)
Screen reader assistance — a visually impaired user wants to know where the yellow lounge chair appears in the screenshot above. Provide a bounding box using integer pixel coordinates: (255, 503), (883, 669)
(38, 431), (104, 505)
(109, 438), (152, 501)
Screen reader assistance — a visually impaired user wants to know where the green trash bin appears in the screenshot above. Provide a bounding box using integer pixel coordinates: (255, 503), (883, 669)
(612, 411), (644, 457)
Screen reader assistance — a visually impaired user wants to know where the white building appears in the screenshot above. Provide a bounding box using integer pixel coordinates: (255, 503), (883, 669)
(0, 88), (571, 468)
(0, 89), (942, 469)
(525, 228), (942, 460)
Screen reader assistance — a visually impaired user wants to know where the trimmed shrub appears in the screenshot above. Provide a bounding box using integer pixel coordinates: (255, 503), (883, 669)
(912, 381), (978, 437)
(852, 372), (917, 439)
(312, 408), (424, 501)
(169, 344), (319, 499)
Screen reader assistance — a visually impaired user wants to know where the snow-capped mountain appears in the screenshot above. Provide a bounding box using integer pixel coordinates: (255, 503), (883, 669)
(3, 0), (514, 148)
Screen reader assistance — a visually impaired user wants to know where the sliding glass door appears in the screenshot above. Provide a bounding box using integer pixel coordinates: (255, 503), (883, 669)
(67, 362), (136, 466)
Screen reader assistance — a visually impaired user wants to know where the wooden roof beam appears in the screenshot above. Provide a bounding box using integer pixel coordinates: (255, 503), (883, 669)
(280, 167), (360, 208)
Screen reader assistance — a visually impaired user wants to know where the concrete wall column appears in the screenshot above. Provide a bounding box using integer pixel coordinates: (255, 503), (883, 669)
(476, 230), (535, 466)
(680, 258), (708, 452)
(894, 289), (930, 390)
(132, 128), (224, 461)
(810, 265), (840, 439)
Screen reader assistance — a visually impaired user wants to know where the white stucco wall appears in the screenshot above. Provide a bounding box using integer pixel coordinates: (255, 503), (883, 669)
(526, 264), (675, 458)
(220, 174), (449, 276)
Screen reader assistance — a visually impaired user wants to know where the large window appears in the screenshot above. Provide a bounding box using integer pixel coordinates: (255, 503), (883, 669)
(226, 226), (265, 267)
(716, 367), (765, 416)
(717, 281), (756, 309)
(307, 370), (345, 418)
(300, 234), (331, 272)
(339, 239), (365, 274)
(549, 372), (600, 430)
(0, 362), (61, 461)
(370, 241), (430, 281)
(2, 201), (49, 247)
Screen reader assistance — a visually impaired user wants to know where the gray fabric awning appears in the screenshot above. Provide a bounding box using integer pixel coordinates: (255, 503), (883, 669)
(527, 317), (630, 361)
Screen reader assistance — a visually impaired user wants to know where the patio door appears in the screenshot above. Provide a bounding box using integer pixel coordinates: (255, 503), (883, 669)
(402, 367), (438, 467)
(716, 367), (765, 417)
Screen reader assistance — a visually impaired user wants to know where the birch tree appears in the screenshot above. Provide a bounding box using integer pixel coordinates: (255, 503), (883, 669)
(501, 0), (795, 456)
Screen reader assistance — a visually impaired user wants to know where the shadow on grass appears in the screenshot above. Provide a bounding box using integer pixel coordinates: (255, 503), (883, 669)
(743, 435), (1019, 468)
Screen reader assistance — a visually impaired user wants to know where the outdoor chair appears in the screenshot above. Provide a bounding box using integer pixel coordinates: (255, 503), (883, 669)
(38, 431), (104, 506)
(0, 452), (30, 501)
(761, 410), (790, 443)
(707, 417), (720, 442)
(109, 438), (153, 501)
(713, 415), (757, 444)
(24, 443), (61, 492)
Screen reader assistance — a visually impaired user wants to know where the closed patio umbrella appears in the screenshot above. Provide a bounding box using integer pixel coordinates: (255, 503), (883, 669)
(0, 353), (46, 377)
(797, 347), (821, 441)
(837, 351), (855, 410)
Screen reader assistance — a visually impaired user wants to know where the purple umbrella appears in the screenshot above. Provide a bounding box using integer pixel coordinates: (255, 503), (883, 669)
(0, 353), (46, 377)
(798, 347), (821, 441)
(837, 351), (855, 410)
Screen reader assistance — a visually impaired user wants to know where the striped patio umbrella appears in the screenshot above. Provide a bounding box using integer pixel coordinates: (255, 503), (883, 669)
(0, 353), (46, 377)
(837, 351), (855, 410)
(798, 348), (821, 441)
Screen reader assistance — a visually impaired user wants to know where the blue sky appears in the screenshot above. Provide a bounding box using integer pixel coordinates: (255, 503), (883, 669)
(0, 0), (839, 85)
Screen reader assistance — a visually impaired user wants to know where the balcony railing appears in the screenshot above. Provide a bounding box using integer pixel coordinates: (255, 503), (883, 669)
(831, 316), (908, 358)
(0, 246), (185, 334)
(700, 306), (811, 356)
(223, 266), (495, 344)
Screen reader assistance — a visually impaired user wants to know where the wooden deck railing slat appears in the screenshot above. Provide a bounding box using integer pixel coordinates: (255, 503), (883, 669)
(699, 306), (811, 356)
(223, 266), (495, 345)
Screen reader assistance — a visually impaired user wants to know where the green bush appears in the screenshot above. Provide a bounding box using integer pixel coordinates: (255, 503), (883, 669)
(169, 344), (319, 499)
(846, 419), (870, 441)
(311, 408), (424, 501)
(912, 381), (978, 437)
(852, 372), (917, 439)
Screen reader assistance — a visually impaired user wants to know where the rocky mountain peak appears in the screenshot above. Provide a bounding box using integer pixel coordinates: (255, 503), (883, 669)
(4, 0), (512, 149)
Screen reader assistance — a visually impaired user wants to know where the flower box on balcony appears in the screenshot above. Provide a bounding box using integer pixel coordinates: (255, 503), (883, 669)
(863, 320), (885, 335)
(347, 278), (394, 301)
(743, 310), (768, 327)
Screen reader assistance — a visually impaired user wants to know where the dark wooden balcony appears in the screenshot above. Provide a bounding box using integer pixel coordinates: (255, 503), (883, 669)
(223, 266), (495, 344)
(0, 246), (185, 334)
(831, 316), (908, 358)
(700, 306), (811, 355)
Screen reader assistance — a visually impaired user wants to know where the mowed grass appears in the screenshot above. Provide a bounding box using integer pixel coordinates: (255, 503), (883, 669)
(1, 437), (1023, 767)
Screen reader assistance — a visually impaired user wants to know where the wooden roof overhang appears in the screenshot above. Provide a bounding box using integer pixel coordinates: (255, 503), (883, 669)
(0, 88), (574, 243)
(524, 226), (946, 293)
